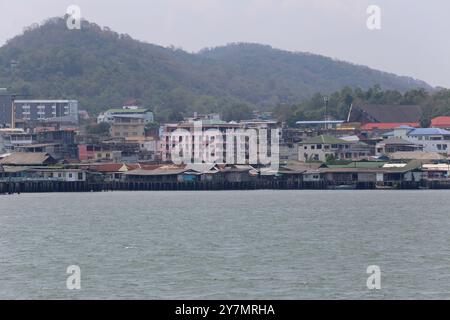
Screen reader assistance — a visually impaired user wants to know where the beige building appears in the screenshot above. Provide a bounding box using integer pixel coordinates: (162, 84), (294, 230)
(110, 117), (146, 138)
(93, 150), (122, 162)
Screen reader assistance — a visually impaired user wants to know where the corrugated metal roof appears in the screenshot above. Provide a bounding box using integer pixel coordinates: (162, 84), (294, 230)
(326, 161), (387, 169)
(351, 104), (423, 123)
(408, 128), (450, 136)
(361, 122), (420, 130)
(107, 108), (149, 114)
(0, 152), (56, 165)
(124, 168), (187, 176)
(300, 135), (347, 145)
(379, 137), (418, 145)
(389, 152), (445, 160)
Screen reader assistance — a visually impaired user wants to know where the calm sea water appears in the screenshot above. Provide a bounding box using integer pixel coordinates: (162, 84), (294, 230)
(1, 190), (450, 299)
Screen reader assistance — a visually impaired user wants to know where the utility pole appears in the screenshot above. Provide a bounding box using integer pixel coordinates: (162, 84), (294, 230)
(11, 94), (16, 129)
(323, 96), (329, 130)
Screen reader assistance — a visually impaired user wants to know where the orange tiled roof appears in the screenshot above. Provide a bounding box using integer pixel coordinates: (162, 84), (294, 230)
(431, 116), (450, 128)
(361, 122), (420, 131)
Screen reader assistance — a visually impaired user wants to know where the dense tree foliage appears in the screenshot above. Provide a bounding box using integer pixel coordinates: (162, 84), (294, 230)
(273, 86), (450, 127)
(0, 17), (432, 123)
(86, 122), (110, 135)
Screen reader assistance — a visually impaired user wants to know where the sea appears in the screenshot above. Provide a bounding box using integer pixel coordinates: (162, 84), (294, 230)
(1, 190), (449, 299)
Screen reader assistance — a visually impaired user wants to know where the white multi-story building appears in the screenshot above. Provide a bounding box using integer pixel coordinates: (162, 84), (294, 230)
(161, 119), (280, 165)
(385, 126), (450, 154)
(298, 135), (371, 162)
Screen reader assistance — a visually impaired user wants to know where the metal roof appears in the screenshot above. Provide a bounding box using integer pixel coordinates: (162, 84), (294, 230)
(0, 152), (56, 165)
(296, 120), (344, 125)
(408, 128), (450, 136)
(300, 135), (348, 145)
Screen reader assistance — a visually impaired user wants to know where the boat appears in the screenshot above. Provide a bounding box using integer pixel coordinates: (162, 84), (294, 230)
(375, 185), (395, 190)
(327, 184), (357, 190)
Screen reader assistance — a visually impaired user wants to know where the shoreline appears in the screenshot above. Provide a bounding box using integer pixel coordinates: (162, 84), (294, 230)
(2, 180), (450, 194)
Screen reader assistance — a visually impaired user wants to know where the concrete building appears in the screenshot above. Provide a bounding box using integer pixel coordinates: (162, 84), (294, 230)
(161, 119), (280, 165)
(110, 117), (146, 138)
(97, 106), (154, 139)
(383, 126), (450, 154)
(0, 128), (77, 160)
(0, 94), (12, 127)
(375, 137), (423, 155)
(298, 135), (371, 162)
(97, 106), (154, 124)
(12, 100), (79, 125)
(30, 168), (87, 182)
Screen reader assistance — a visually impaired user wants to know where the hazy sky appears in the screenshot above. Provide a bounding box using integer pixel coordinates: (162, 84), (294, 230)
(0, 0), (449, 87)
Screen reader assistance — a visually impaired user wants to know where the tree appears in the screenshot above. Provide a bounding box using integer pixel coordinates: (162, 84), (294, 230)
(222, 103), (253, 121)
(86, 122), (110, 135)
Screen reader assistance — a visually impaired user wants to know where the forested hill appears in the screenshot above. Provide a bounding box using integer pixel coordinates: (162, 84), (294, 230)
(0, 17), (432, 121)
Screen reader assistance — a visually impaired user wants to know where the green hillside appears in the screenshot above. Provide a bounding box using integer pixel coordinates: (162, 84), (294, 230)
(0, 17), (432, 121)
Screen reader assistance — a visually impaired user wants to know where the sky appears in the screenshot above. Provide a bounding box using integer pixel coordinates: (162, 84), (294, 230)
(0, 0), (449, 88)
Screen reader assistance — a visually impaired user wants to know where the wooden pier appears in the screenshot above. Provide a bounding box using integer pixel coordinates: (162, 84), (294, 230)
(2, 179), (446, 194)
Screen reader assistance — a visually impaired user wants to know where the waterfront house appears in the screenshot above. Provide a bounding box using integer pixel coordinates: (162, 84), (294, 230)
(0, 152), (57, 166)
(380, 160), (424, 186)
(184, 163), (223, 183)
(220, 165), (256, 183)
(123, 165), (187, 183)
(0, 166), (30, 181)
(422, 163), (450, 181)
(29, 168), (87, 182)
(84, 162), (140, 181)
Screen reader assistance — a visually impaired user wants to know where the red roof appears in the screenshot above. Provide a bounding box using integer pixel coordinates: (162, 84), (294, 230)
(431, 116), (450, 128)
(86, 163), (165, 172)
(361, 122), (420, 131)
(87, 163), (128, 172)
